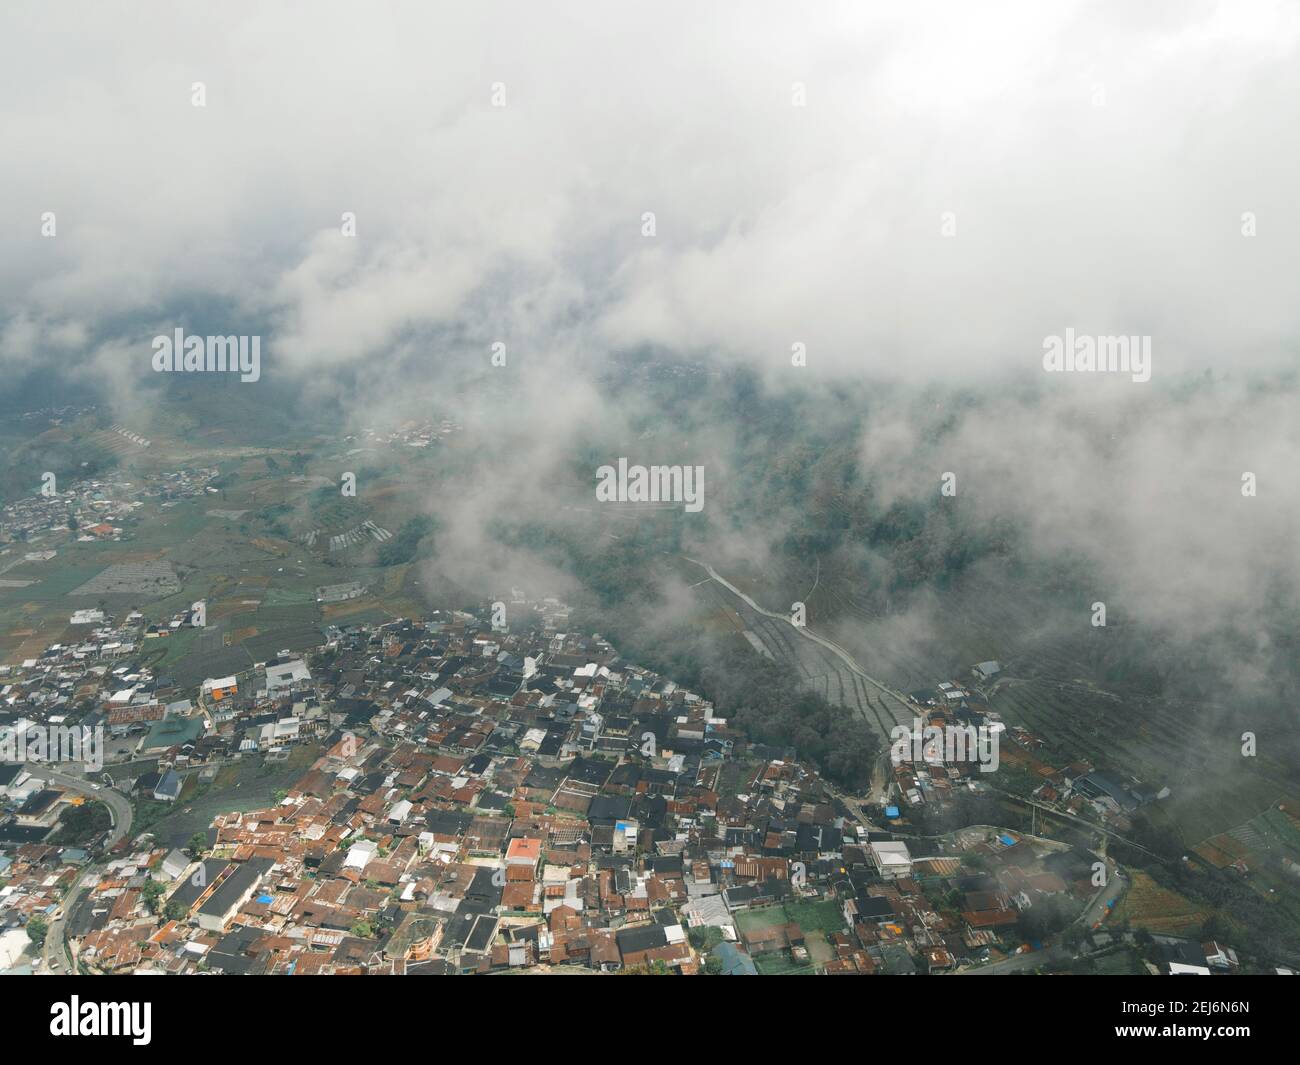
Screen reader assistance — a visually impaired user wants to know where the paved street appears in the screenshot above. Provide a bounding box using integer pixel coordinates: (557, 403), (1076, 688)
(35, 768), (133, 973)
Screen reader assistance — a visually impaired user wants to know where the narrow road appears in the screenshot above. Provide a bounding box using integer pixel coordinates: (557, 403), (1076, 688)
(987, 785), (1167, 862)
(43, 866), (93, 974)
(38, 768), (133, 973)
(684, 556), (918, 734)
(40, 768), (132, 848)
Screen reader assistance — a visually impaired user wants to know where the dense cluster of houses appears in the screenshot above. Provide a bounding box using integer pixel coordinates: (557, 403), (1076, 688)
(350, 418), (460, 451)
(0, 600), (1248, 976)
(892, 673), (1005, 808)
(0, 479), (136, 547)
(0, 465), (219, 550)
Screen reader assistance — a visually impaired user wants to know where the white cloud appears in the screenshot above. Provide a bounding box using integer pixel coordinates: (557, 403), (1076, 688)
(0, 0), (1295, 385)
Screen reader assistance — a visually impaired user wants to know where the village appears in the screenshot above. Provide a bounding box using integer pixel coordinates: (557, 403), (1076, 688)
(0, 465), (221, 550)
(0, 596), (1257, 976)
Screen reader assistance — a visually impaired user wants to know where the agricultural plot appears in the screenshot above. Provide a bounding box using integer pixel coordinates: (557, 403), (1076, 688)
(240, 626), (324, 662)
(133, 501), (215, 546)
(0, 555), (101, 596)
(688, 571), (915, 743)
(0, 626), (47, 661)
(150, 627), (201, 666)
(1197, 806), (1300, 880)
(1193, 833), (1251, 870)
(263, 585), (316, 606)
(992, 678), (1291, 842)
(251, 603), (322, 629)
(795, 555), (1300, 849)
(324, 520), (392, 552)
(806, 562), (1156, 728)
(166, 645), (254, 687)
(320, 599), (400, 625)
(1111, 871), (1207, 936)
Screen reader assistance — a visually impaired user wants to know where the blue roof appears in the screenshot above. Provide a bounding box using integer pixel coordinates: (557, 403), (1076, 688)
(155, 768), (183, 797)
(711, 942), (758, 976)
(885, 806), (900, 818)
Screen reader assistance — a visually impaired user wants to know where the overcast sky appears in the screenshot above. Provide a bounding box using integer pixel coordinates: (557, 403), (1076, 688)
(2, 0), (1298, 386)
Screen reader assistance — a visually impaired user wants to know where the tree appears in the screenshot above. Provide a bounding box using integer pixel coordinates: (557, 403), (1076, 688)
(688, 926), (724, 952)
(26, 915), (48, 948)
(52, 800), (111, 844)
(186, 832), (209, 860)
(617, 961), (671, 975)
(164, 899), (190, 922)
(1020, 895), (1074, 942)
(141, 878), (166, 914)
(377, 515), (436, 566)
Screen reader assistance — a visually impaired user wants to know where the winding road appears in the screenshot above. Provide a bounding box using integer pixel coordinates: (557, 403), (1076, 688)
(37, 767), (133, 974)
(684, 556), (919, 739)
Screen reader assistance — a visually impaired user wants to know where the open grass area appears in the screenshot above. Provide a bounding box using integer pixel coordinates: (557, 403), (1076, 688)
(754, 953), (816, 975)
(783, 898), (848, 934)
(0, 564), (107, 600)
(734, 906), (788, 934)
(735, 897), (847, 938)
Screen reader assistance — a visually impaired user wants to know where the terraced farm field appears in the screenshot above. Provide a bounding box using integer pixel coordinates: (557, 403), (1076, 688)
(1112, 871), (1208, 935)
(989, 678), (1292, 841)
(684, 558), (915, 745)
(689, 550), (1297, 849)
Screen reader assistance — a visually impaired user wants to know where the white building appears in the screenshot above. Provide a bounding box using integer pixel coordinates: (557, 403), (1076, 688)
(265, 659), (311, 694)
(868, 840), (913, 881)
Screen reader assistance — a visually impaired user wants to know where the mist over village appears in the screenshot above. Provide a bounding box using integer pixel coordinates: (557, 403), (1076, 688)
(0, 2), (1295, 1041)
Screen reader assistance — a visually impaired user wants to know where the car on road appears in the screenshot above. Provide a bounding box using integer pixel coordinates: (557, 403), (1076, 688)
(90, 783), (101, 791)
